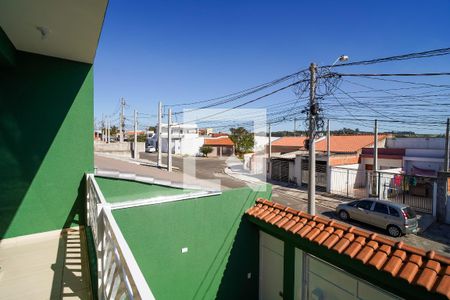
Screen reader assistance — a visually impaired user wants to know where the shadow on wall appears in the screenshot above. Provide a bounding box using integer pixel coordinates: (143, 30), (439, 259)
(0, 51), (93, 239)
(191, 188), (264, 300)
(215, 217), (259, 300)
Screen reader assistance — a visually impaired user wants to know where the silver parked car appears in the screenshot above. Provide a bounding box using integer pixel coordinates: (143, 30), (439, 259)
(336, 198), (418, 237)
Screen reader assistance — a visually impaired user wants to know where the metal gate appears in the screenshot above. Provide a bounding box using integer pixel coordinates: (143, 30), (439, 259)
(271, 159), (289, 182)
(368, 172), (435, 214)
(301, 159), (327, 190)
(329, 167), (368, 198)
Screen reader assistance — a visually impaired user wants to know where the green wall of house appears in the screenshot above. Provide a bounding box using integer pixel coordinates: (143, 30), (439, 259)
(0, 43), (93, 238)
(112, 185), (272, 300)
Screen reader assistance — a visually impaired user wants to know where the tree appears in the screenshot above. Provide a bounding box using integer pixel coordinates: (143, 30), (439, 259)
(110, 125), (118, 136)
(229, 127), (254, 157)
(199, 146), (213, 157)
(137, 133), (147, 142)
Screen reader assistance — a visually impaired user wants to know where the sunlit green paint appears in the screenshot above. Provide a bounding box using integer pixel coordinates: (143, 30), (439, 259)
(0, 50), (93, 238)
(112, 185), (271, 300)
(95, 177), (195, 203)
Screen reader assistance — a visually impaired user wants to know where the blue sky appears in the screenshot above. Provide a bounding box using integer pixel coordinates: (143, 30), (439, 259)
(94, 1), (450, 133)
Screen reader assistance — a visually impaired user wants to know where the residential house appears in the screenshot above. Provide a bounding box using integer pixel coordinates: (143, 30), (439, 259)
(2, 2), (449, 299)
(152, 123), (204, 156)
(269, 135), (388, 191)
(203, 136), (235, 157)
(269, 136), (308, 154)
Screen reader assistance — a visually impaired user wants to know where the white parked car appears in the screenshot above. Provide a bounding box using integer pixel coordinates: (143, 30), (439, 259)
(145, 145), (156, 153)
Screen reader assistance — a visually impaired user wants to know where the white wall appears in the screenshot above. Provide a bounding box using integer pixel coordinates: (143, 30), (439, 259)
(289, 161), (295, 182)
(405, 148), (444, 158)
(160, 136), (204, 156)
(360, 157), (403, 169)
(260, 232), (284, 300)
(259, 231), (401, 300)
(254, 136), (280, 152)
(294, 156), (302, 186)
(302, 254), (400, 300)
(387, 137), (445, 149)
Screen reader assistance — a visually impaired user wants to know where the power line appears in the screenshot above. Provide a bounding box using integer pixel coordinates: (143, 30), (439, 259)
(332, 72), (450, 77)
(167, 68), (308, 108)
(322, 47), (450, 68)
(177, 78), (309, 125)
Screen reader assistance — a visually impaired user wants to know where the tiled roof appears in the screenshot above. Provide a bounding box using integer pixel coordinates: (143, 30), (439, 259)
(210, 133), (229, 138)
(316, 135), (387, 153)
(271, 136), (308, 147)
(204, 137), (234, 146)
(246, 199), (450, 299)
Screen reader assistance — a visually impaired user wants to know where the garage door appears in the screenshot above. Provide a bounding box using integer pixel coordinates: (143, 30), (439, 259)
(271, 159), (289, 182)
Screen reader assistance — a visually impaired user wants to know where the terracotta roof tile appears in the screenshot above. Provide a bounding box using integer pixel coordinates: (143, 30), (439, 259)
(323, 229), (344, 249)
(435, 275), (450, 299)
(297, 221), (316, 237)
(275, 213), (293, 228)
(204, 137), (234, 146)
(315, 134), (388, 153)
(313, 226), (334, 245)
(271, 136), (308, 147)
(245, 199), (450, 299)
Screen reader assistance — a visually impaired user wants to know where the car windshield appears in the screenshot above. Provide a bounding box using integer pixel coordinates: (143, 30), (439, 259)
(402, 207), (416, 219)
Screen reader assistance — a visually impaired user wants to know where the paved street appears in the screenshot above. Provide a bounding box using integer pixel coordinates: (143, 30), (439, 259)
(95, 152), (450, 255)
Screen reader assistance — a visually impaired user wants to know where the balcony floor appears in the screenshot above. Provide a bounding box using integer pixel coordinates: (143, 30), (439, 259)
(0, 227), (92, 299)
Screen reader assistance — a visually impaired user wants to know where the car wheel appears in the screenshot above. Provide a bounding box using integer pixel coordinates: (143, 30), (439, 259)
(339, 210), (349, 221)
(387, 225), (402, 237)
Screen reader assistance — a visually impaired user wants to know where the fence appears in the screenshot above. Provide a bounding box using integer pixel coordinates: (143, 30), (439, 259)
(368, 172), (436, 214)
(329, 167), (368, 198)
(86, 174), (154, 300)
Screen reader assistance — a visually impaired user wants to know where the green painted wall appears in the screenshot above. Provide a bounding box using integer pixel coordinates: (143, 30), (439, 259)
(0, 49), (93, 239)
(95, 177), (195, 203)
(112, 185), (272, 300)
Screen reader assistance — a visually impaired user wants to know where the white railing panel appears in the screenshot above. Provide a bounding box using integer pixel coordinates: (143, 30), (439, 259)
(86, 174), (155, 300)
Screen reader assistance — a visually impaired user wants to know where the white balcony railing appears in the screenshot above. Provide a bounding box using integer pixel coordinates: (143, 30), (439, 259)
(86, 174), (154, 300)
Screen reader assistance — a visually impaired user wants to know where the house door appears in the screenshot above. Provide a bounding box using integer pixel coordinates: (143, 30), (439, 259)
(260, 231), (284, 300)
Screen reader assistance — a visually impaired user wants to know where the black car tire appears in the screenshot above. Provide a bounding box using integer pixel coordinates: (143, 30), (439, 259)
(339, 210), (349, 221)
(387, 225), (402, 237)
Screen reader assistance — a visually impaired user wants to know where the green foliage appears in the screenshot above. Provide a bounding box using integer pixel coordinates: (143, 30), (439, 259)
(229, 127), (254, 157)
(110, 125), (118, 136)
(199, 145), (213, 157)
(137, 133), (147, 142)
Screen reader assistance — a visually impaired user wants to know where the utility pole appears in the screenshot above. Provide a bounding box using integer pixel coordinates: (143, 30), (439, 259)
(268, 123), (272, 159)
(308, 63), (317, 215)
(134, 110), (138, 159)
(445, 118), (449, 171)
(157, 101), (163, 167)
(106, 118), (110, 144)
(326, 119), (331, 159)
(326, 119), (331, 193)
(167, 108), (172, 172)
(293, 118), (297, 136)
(101, 113), (105, 142)
(119, 98), (125, 143)
(374, 119), (379, 198)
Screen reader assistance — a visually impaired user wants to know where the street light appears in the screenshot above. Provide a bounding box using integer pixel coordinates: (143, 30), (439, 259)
(332, 55), (349, 66)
